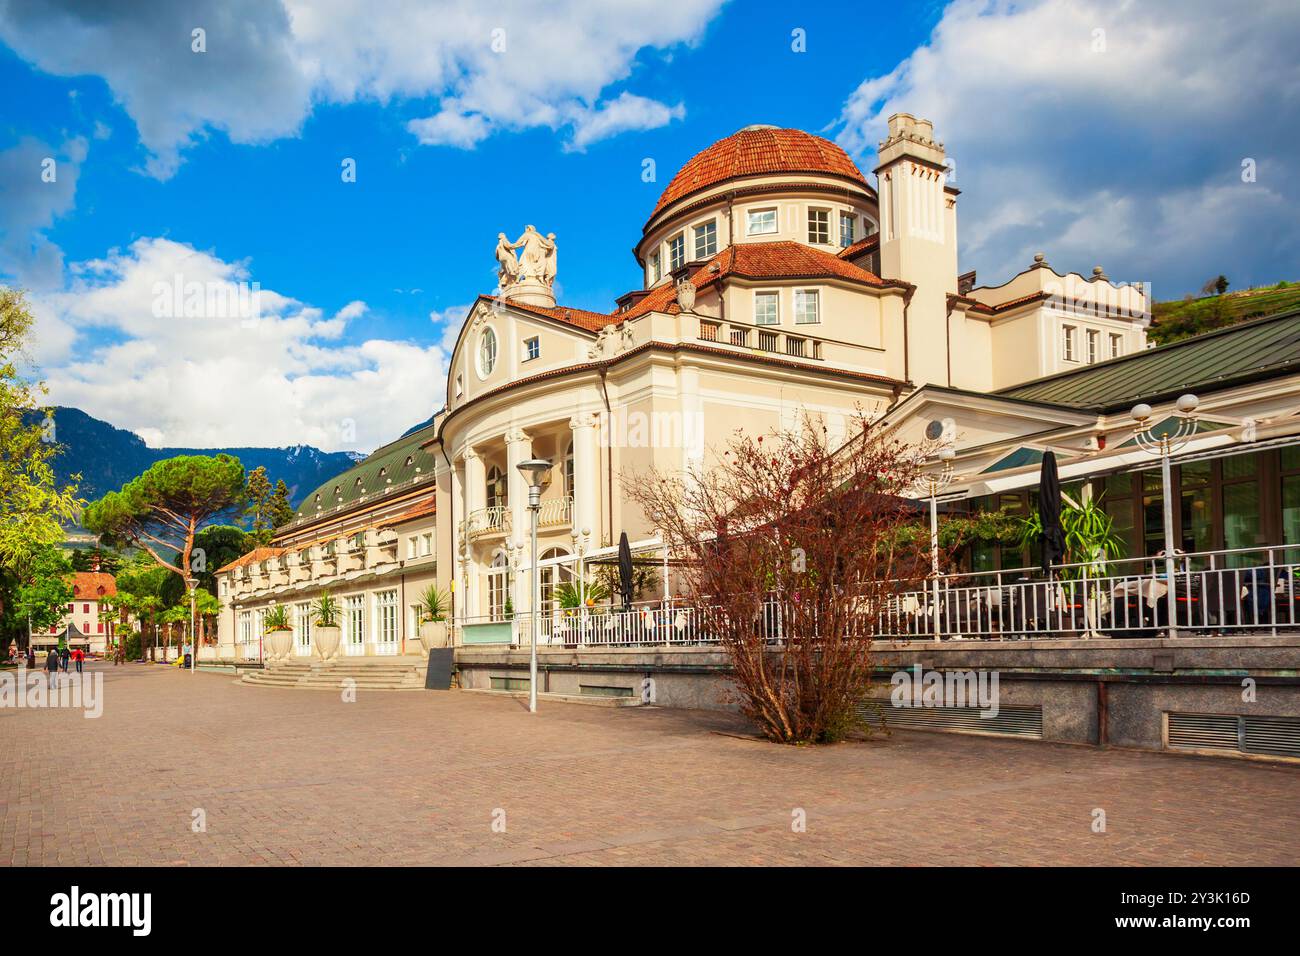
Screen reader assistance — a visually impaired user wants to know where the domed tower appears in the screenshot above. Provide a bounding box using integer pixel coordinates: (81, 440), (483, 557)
(636, 125), (880, 288)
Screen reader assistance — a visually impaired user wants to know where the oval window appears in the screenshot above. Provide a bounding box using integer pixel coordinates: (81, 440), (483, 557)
(477, 327), (498, 378)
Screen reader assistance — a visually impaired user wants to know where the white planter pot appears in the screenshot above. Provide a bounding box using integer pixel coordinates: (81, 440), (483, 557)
(266, 629), (293, 660)
(418, 620), (448, 652)
(314, 625), (342, 661)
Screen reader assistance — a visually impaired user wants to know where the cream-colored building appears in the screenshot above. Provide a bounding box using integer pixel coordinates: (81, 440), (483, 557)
(215, 116), (1161, 659)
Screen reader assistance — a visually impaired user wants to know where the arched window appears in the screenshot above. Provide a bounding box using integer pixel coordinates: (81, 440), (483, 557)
(486, 465), (508, 509)
(477, 327), (498, 378)
(539, 548), (573, 611)
(487, 551), (510, 620)
(563, 441), (575, 498)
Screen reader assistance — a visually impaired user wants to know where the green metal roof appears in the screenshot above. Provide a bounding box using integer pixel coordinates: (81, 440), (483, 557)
(998, 308), (1300, 411)
(290, 421), (440, 524)
(981, 446), (1044, 473)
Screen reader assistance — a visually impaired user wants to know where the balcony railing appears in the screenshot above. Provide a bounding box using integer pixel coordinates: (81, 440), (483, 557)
(461, 505), (511, 539)
(698, 319), (824, 361)
(457, 545), (1300, 647)
(538, 495), (573, 528)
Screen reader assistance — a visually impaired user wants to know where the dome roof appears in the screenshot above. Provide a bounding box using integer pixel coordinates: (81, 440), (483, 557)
(649, 126), (869, 220)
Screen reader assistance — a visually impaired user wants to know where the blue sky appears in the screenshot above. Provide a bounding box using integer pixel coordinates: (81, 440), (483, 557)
(1, 0), (1297, 452)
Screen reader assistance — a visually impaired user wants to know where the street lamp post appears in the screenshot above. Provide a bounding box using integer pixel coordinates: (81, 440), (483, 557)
(1131, 394), (1200, 638)
(921, 445), (957, 642)
(516, 457), (552, 714)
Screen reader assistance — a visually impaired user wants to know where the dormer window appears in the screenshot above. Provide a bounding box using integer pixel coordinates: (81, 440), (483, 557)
(668, 233), (685, 272)
(839, 212), (857, 247)
(808, 208), (830, 245)
(694, 220), (717, 259)
(747, 208), (777, 236)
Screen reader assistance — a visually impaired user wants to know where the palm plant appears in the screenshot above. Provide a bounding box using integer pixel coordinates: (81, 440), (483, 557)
(554, 579), (611, 612)
(419, 584), (448, 623)
(312, 592), (340, 627)
(1020, 495), (1126, 579)
(262, 604), (291, 631)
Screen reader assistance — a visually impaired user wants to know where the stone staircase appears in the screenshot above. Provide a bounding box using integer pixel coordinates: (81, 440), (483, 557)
(240, 657), (428, 691)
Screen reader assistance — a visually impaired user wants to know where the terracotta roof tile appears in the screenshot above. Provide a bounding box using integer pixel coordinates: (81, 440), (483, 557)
(838, 234), (880, 259)
(216, 546), (285, 573)
(478, 294), (619, 333)
(378, 496), (437, 527)
(71, 572), (116, 599)
(652, 127), (869, 218)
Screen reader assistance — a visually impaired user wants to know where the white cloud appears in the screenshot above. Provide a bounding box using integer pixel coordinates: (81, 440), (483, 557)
(33, 237), (446, 452)
(0, 0), (719, 178)
(835, 0), (1300, 296)
(567, 93), (686, 151)
(0, 136), (85, 290)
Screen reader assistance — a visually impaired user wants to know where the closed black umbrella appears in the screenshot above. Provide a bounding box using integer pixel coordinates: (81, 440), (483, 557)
(1038, 451), (1066, 573)
(617, 532), (635, 608)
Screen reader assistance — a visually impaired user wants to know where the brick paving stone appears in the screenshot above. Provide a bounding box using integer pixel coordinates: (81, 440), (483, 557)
(1, 662), (1297, 866)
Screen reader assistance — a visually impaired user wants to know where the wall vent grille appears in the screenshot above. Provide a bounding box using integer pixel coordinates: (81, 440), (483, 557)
(1167, 712), (1300, 759)
(861, 699), (1043, 738)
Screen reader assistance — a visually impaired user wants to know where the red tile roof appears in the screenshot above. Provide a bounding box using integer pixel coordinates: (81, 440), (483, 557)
(378, 496), (437, 527)
(475, 295), (619, 333)
(71, 572), (116, 599)
(615, 241), (888, 321)
(651, 127), (869, 218)
(838, 233), (880, 260)
(216, 546), (285, 573)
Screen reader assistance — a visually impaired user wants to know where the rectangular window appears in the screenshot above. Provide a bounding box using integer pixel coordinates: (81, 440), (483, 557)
(693, 220), (717, 259)
(754, 291), (779, 326)
(523, 336), (540, 361)
(747, 208), (777, 236)
(83, 603), (90, 613)
(668, 234), (685, 272)
(808, 208), (830, 244)
(421, 532), (433, 556)
(1062, 325), (1076, 361)
(1087, 329), (1099, 363)
(344, 594), (366, 648)
(794, 289), (820, 325)
(839, 211), (856, 248)
(408, 535), (419, 559)
(294, 601), (312, 650)
(376, 589), (399, 647)
(1110, 333), (1123, 358)
(649, 251), (661, 284)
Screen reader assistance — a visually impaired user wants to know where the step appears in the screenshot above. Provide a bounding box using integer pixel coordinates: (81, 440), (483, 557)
(461, 688), (643, 708)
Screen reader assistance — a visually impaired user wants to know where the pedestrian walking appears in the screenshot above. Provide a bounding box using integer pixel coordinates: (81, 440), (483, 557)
(45, 648), (59, 689)
(60, 645), (70, 673)
(72, 647), (85, 674)
(27, 646), (36, 670)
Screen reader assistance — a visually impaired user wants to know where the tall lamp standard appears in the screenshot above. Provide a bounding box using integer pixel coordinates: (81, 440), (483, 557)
(516, 457), (552, 713)
(920, 431), (957, 642)
(1131, 394), (1200, 638)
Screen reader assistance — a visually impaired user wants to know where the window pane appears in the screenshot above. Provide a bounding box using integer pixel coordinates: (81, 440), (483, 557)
(1103, 472), (1132, 496)
(755, 292), (778, 325)
(1222, 452), (1257, 480)
(747, 209), (776, 235)
(1179, 486), (1212, 553)
(1282, 446), (1300, 473)
(694, 221), (716, 259)
(839, 212), (856, 247)
(1223, 481), (1261, 553)
(794, 290), (819, 324)
(1181, 460), (1211, 486)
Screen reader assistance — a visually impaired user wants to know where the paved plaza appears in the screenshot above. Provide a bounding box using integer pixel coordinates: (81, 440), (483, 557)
(2, 662), (1298, 866)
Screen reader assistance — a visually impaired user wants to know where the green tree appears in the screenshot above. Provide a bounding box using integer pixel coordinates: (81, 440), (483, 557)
(0, 288), (83, 573)
(190, 524), (253, 596)
(83, 454), (247, 593)
(11, 546), (75, 641)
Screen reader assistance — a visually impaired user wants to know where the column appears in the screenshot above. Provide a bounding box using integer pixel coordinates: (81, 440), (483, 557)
(505, 428), (533, 613)
(461, 448), (484, 617)
(570, 413), (599, 542)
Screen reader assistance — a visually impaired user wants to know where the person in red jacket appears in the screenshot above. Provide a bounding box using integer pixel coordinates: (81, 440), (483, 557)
(71, 647), (85, 675)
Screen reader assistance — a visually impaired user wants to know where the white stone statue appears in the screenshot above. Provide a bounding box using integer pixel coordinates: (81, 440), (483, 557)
(496, 225), (558, 306)
(495, 232), (520, 288)
(514, 225), (550, 281)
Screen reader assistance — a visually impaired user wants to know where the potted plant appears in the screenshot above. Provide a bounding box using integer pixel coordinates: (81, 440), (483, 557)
(312, 593), (342, 661)
(417, 584), (449, 651)
(262, 604), (293, 660)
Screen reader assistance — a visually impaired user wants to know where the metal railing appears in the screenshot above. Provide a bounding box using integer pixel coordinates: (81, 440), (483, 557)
(878, 544), (1300, 641)
(461, 505), (511, 539)
(454, 545), (1300, 647)
(538, 495), (573, 528)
